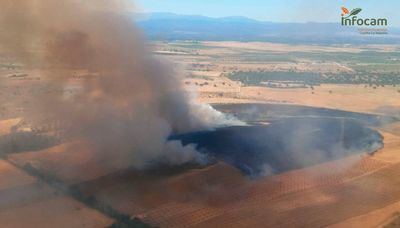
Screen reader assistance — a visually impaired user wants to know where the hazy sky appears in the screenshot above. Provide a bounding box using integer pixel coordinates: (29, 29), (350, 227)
(135, 0), (400, 26)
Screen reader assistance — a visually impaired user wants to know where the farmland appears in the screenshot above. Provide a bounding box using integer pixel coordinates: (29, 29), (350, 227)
(1, 40), (400, 227)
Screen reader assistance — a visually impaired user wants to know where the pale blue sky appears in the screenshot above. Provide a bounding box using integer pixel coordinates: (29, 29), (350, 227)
(134, 0), (400, 26)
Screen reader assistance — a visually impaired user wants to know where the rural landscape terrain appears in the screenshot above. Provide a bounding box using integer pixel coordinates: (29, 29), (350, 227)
(1, 39), (400, 227)
(1, 3), (400, 228)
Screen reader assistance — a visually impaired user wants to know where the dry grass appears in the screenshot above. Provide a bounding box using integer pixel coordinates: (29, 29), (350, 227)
(1, 41), (400, 227)
(0, 118), (21, 136)
(8, 141), (121, 184)
(0, 196), (114, 227)
(0, 160), (35, 191)
(198, 84), (400, 114)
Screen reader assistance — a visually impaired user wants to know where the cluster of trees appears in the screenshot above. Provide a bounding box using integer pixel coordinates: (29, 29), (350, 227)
(321, 72), (400, 85)
(228, 71), (321, 86)
(228, 71), (400, 87)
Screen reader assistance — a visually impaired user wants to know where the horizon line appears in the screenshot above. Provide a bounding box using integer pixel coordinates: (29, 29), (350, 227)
(134, 12), (399, 28)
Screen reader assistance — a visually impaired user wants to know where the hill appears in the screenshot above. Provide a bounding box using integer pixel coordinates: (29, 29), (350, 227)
(134, 13), (400, 44)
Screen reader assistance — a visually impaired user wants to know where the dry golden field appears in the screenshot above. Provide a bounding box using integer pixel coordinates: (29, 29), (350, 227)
(1, 41), (400, 227)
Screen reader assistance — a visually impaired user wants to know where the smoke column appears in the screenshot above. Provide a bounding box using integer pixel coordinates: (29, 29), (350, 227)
(0, 0), (243, 169)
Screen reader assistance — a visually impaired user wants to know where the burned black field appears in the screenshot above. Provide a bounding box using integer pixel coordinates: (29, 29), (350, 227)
(170, 104), (390, 176)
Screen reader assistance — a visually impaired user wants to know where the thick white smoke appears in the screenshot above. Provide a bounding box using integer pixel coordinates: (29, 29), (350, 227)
(0, 0), (243, 170)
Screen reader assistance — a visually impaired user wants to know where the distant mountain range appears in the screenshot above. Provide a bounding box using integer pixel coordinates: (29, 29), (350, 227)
(133, 13), (400, 44)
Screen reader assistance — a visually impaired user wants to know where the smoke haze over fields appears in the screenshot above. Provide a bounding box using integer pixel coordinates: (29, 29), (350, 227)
(0, 0), (242, 169)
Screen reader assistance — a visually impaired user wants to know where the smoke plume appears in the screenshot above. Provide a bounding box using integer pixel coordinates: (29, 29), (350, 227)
(0, 0), (243, 169)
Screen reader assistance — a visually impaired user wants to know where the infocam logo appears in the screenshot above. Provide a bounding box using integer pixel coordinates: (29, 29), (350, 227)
(341, 7), (387, 26)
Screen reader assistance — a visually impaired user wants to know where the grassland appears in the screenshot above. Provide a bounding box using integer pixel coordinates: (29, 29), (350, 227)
(1, 41), (400, 227)
(150, 41), (400, 115)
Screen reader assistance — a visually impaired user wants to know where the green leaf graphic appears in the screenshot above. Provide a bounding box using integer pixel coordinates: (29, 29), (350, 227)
(345, 8), (362, 18)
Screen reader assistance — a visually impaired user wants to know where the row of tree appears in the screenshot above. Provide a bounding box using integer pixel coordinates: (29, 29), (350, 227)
(228, 71), (400, 86)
